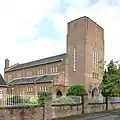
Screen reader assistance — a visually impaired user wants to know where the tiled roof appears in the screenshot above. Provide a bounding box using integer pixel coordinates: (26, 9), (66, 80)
(8, 74), (57, 86)
(0, 74), (6, 86)
(5, 53), (66, 72)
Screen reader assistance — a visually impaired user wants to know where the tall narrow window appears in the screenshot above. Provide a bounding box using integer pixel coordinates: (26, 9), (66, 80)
(92, 50), (95, 70)
(55, 66), (58, 72)
(94, 50), (97, 71)
(73, 47), (76, 71)
(50, 67), (53, 73)
(96, 51), (99, 73)
(53, 67), (55, 73)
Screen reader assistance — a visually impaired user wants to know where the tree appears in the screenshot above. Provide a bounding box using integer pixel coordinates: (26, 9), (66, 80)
(100, 60), (120, 96)
(38, 91), (51, 105)
(66, 84), (86, 96)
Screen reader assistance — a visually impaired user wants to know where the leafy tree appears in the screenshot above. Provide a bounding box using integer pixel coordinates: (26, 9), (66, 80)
(107, 60), (118, 75)
(66, 84), (86, 96)
(100, 60), (120, 96)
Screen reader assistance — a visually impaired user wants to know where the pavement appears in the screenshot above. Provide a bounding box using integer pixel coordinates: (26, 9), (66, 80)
(57, 109), (120, 120)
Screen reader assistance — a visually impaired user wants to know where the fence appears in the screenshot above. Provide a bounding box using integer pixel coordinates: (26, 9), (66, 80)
(1, 94), (120, 106)
(108, 97), (120, 103)
(0, 94), (120, 119)
(52, 96), (82, 105)
(88, 96), (106, 103)
(0, 94), (83, 107)
(0, 94), (39, 107)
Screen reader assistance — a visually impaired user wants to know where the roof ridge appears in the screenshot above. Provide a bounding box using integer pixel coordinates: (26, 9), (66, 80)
(6, 53), (66, 72)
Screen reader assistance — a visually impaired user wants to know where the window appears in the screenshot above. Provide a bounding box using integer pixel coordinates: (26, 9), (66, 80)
(39, 68), (44, 74)
(39, 87), (42, 91)
(50, 67), (53, 73)
(92, 72), (94, 78)
(94, 50), (97, 71)
(50, 66), (58, 73)
(44, 86), (47, 91)
(37, 70), (40, 75)
(92, 50), (95, 70)
(7, 75), (12, 81)
(55, 66), (58, 72)
(17, 72), (22, 78)
(26, 71), (32, 76)
(39, 86), (47, 91)
(92, 49), (99, 79)
(92, 49), (99, 72)
(27, 87), (33, 93)
(97, 73), (98, 79)
(73, 47), (76, 71)
(96, 51), (99, 73)
(52, 67), (55, 73)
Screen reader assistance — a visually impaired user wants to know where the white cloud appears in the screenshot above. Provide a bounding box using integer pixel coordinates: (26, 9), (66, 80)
(0, 0), (60, 75)
(51, 0), (120, 63)
(1, 36), (66, 76)
(1, 0), (120, 77)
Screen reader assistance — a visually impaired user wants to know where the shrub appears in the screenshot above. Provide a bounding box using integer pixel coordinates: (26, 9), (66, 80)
(22, 97), (30, 104)
(52, 96), (75, 105)
(38, 91), (50, 105)
(29, 96), (38, 104)
(67, 84), (86, 96)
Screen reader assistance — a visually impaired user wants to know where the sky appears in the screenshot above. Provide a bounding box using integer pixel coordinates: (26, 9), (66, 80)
(0, 0), (120, 76)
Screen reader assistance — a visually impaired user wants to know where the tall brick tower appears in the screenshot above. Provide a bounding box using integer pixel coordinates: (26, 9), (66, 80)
(66, 16), (104, 94)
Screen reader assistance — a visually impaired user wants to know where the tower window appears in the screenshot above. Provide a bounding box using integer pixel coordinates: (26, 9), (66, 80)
(96, 51), (99, 73)
(73, 47), (76, 71)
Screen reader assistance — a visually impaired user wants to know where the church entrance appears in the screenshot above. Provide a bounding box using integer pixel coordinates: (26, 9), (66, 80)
(56, 90), (62, 98)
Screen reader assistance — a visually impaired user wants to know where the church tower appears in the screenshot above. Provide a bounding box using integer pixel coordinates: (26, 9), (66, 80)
(66, 16), (104, 93)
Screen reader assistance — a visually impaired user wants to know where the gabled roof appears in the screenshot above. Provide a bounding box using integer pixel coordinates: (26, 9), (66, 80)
(8, 74), (58, 86)
(0, 74), (6, 86)
(5, 53), (66, 72)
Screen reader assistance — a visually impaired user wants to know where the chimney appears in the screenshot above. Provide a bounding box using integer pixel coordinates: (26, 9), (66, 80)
(5, 58), (9, 70)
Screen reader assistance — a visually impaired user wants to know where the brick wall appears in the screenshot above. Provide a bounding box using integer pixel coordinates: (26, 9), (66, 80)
(0, 106), (44, 120)
(1, 99), (120, 120)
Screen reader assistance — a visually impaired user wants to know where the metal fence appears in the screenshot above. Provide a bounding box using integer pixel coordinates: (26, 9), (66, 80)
(0, 94), (39, 107)
(0, 94), (82, 106)
(1, 94), (120, 107)
(108, 97), (120, 103)
(88, 96), (106, 103)
(52, 95), (82, 105)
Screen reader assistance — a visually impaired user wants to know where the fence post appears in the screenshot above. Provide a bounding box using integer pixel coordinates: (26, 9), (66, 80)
(81, 95), (84, 114)
(43, 104), (45, 120)
(106, 96), (108, 111)
(82, 94), (88, 114)
(43, 96), (53, 120)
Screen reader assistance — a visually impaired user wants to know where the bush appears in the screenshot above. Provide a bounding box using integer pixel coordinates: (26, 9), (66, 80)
(38, 91), (50, 105)
(67, 84), (86, 96)
(52, 96), (75, 105)
(7, 94), (22, 105)
(29, 96), (38, 104)
(22, 97), (30, 104)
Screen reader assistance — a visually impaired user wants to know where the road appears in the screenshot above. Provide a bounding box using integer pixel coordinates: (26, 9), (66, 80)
(58, 110), (120, 120)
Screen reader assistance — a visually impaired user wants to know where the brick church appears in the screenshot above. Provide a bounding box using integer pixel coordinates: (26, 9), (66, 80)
(4, 16), (104, 97)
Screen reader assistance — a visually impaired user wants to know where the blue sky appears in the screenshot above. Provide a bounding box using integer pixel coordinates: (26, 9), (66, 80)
(1, 0), (120, 75)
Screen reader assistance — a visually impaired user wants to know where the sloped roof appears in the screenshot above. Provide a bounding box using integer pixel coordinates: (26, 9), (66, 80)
(5, 53), (66, 72)
(8, 74), (57, 86)
(0, 74), (6, 86)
